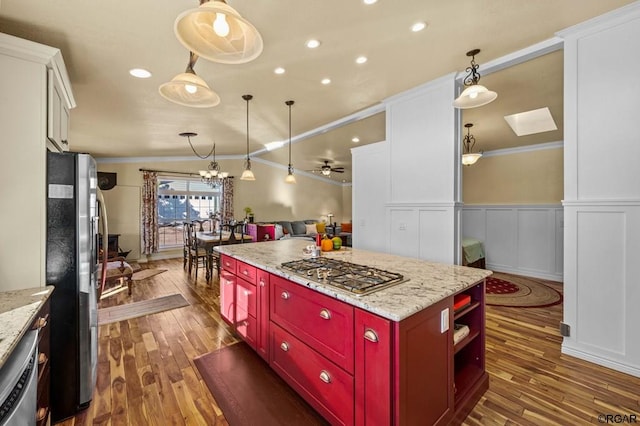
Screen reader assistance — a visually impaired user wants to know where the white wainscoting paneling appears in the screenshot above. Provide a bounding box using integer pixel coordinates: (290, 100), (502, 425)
(462, 205), (563, 281)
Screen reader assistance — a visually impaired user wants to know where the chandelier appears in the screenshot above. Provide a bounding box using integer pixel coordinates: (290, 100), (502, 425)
(461, 123), (482, 166)
(179, 132), (228, 187)
(453, 49), (497, 109)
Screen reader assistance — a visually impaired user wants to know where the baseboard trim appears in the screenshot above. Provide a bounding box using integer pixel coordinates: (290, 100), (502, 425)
(487, 263), (563, 282)
(561, 345), (640, 379)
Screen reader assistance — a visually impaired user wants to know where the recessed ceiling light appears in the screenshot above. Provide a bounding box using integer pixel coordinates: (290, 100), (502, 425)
(265, 141), (285, 150)
(356, 56), (368, 64)
(352, 137), (360, 143)
(504, 107), (558, 136)
(274, 67), (286, 74)
(321, 78), (331, 85)
(363, 0), (378, 4)
(411, 22), (427, 32)
(306, 39), (321, 49)
(129, 68), (152, 78)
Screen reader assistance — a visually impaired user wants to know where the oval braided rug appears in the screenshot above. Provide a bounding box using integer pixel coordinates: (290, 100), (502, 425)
(485, 273), (562, 308)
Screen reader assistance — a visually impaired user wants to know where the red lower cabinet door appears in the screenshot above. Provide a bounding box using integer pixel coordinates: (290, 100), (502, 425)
(355, 308), (392, 426)
(236, 277), (257, 317)
(219, 270), (236, 325)
(236, 307), (257, 349)
(256, 270), (270, 361)
(271, 323), (354, 425)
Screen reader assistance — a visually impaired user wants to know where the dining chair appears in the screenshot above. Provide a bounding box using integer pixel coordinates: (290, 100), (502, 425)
(188, 222), (208, 280)
(182, 221), (190, 270)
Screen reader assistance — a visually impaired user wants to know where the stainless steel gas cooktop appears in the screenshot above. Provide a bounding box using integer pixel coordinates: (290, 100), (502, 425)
(280, 257), (407, 297)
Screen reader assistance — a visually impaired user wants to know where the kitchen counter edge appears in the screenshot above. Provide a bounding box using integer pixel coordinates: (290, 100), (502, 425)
(215, 239), (492, 321)
(0, 286), (54, 369)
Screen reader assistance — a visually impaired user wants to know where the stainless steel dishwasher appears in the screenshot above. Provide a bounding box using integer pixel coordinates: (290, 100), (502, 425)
(0, 330), (39, 426)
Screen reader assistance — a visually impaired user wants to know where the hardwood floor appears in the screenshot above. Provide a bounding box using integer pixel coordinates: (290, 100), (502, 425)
(55, 259), (640, 425)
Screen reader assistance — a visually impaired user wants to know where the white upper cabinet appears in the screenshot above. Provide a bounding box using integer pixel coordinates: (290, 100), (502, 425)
(47, 68), (70, 152)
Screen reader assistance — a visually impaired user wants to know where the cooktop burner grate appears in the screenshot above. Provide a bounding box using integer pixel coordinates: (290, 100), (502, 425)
(280, 257), (406, 296)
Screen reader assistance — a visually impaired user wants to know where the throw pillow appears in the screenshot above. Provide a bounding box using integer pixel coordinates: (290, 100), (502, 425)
(316, 222), (326, 234)
(305, 223), (317, 235)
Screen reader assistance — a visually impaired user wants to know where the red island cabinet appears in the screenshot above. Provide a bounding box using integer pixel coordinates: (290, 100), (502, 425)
(218, 254), (488, 425)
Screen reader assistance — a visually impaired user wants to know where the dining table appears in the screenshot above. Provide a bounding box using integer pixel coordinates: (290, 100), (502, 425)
(196, 231), (253, 282)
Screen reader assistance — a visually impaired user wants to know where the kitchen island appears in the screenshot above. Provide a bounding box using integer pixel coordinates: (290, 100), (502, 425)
(216, 239), (492, 425)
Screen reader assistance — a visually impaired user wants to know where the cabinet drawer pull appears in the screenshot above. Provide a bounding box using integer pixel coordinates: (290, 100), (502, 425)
(242, 269), (249, 276)
(319, 370), (331, 384)
(38, 352), (48, 365)
(364, 329), (379, 343)
(319, 309), (331, 320)
(36, 407), (48, 422)
(33, 316), (48, 330)
(244, 290), (249, 296)
(259, 279), (265, 287)
(281, 291), (290, 300)
(280, 342), (290, 352)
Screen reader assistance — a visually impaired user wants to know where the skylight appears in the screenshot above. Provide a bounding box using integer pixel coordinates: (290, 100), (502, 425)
(504, 107), (557, 136)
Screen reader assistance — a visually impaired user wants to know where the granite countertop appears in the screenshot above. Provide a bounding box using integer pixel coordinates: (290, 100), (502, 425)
(216, 239), (492, 321)
(0, 286), (54, 369)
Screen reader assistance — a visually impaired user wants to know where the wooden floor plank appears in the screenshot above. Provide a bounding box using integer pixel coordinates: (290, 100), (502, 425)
(54, 258), (640, 425)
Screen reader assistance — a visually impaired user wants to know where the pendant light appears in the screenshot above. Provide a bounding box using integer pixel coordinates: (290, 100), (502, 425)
(284, 100), (296, 184)
(174, 0), (263, 65)
(240, 94), (255, 181)
(453, 49), (497, 109)
(159, 52), (220, 108)
(461, 123), (482, 166)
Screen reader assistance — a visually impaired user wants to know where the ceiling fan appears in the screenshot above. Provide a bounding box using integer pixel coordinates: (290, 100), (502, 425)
(309, 160), (345, 176)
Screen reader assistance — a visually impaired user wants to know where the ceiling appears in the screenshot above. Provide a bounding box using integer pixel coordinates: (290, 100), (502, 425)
(0, 0), (633, 183)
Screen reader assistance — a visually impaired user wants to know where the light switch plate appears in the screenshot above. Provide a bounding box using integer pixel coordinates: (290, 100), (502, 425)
(441, 308), (449, 333)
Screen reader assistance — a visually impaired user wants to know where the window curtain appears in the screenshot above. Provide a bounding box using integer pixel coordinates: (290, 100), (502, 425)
(141, 171), (159, 254)
(222, 177), (234, 223)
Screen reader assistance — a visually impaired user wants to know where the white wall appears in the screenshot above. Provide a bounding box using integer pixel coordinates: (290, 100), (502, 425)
(462, 205), (563, 281)
(384, 75), (460, 264)
(351, 141), (389, 252)
(559, 2), (640, 377)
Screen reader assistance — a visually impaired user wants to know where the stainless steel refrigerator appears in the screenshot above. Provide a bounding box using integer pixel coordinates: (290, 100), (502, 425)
(46, 152), (100, 422)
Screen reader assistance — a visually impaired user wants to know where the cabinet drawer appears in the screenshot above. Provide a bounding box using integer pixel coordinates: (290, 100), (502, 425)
(221, 255), (236, 273)
(270, 274), (354, 374)
(236, 277), (256, 318)
(271, 323), (354, 426)
(236, 308), (257, 349)
(236, 260), (257, 284)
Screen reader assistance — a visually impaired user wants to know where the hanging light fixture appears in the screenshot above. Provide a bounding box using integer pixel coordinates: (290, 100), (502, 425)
(453, 49), (497, 109)
(240, 94), (255, 181)
(284, 100), (296, 184)
(174, 0), (263, 65)
(179, 132), (227, 187)
(159, 52), (220, 108)
(461, 123), (482, 166)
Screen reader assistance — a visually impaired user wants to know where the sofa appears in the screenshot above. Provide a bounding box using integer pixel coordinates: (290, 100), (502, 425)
(255, 220), (351, 245)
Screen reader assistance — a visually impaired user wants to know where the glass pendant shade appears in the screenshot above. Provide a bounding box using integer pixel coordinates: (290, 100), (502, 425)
(462, 153), (482, 166)
(240, 94), (256, 181)
(285, 171), (297, 184)
(159, 72), (220, 108)
(241, 168), (255, 180)
(284, 100), (296, 184)
(174, 1), (263, 64)
(453, 84), (497, 109)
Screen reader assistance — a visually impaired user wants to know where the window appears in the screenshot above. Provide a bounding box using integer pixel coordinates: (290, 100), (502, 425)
(157, 176), (222, 248)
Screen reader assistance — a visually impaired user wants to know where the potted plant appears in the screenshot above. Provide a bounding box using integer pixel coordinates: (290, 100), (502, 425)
(244, 206), (254, 223)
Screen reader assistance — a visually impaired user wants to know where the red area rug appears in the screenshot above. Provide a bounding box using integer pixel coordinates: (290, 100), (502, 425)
(194, 342), (328, 426)
(485, 274), (562, 308)
(486, 277), (520, 294)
